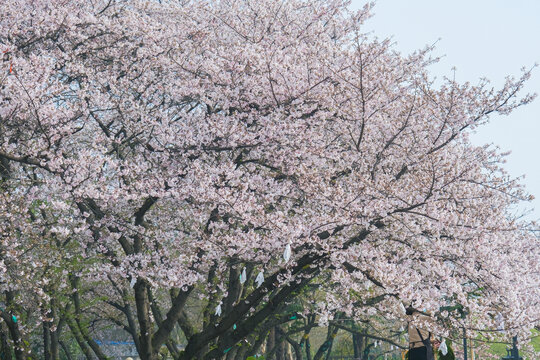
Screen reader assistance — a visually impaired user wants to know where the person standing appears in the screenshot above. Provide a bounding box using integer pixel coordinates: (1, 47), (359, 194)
(406, 308), (437, 360)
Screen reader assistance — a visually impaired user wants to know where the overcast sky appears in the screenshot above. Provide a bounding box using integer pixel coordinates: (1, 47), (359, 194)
(350, 0), (540, 221)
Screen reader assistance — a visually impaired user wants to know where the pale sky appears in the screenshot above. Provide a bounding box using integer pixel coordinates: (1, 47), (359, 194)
(350, 0), (540, 221)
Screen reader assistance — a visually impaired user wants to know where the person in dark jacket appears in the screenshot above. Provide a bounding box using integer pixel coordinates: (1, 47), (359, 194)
(406, 307), (438, 360)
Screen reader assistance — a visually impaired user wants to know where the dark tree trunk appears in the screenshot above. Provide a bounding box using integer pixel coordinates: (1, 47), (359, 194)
(313, 314), (341, 360)
(50, 299), (60, 360)
(1, 166), (26, 360)
(70, 276), (109, 360)
(65, 315), (94, 360)
(43, 320), (52, 360)
(267, 327), (276, 358)
(3, 291), (25, 360)
(235, 343), (249, 360)
(0, 322), (11, 360)
(59, 340), (74, 360)
(276, 333), (286, 360)
(299, 315), (316, 360)
(134, 280), (154, 360)
(305, 337), (313, 360)
(353, 333), (366, 359)
(43, 300), (60, 360)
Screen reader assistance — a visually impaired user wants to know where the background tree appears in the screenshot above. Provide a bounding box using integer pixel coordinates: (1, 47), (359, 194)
(1, 0), (539, 359)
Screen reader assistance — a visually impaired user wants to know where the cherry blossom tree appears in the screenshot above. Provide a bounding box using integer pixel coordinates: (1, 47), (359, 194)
(1, 0), (539, 359)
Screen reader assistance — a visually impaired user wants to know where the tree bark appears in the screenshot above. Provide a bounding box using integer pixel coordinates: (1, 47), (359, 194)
(64, 315), (94, 360)
(43, 320), (52, 360)
(59, 340), (74, 360)
(50, 298), (60, 360)
(313, 314), (341, 360)
(70, 276), (109, 360)
(267, 327), (276, 359)
(151, 286), (192, 354)
(148, 289), (180, 358)
(352, 333), (364, 359)
(122, 288), (142, 354)
(3, 291), (25, 360)
(0, 322), (11, 360)
(134, 279), (154, 360)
